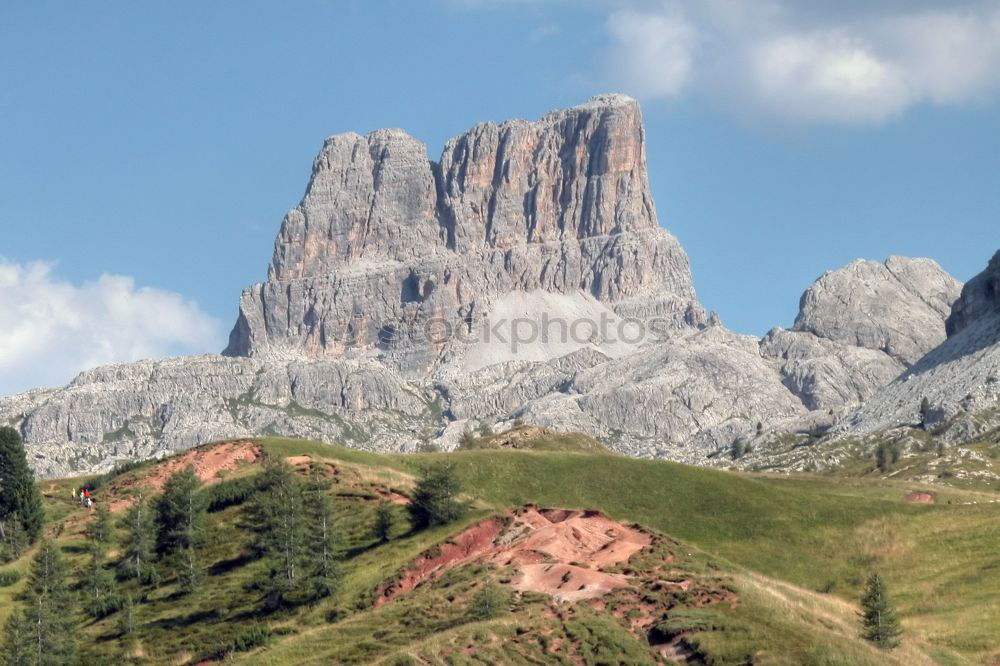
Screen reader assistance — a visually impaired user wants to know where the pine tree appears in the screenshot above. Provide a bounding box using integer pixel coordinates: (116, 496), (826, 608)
(88, 503), (114, 545)
(859, 571), (902, 649)
(3, 541), (78, 665)
(79, 539), (119, 618)
(303, 468), (340, 599)
(154, 467), (205, 594)
(407, 464), (464, 531)
(154, 466), (205, 556)
(0, 612), (32, 666)
(0, 512), (29, 563)
(176, 545), (203, 595)
(118, 491), (158, 584)
(373, 502), (394, 543)
(117, 594), (136, 638)
(245, 459), (307, 610)
(0, 427), (44, 545)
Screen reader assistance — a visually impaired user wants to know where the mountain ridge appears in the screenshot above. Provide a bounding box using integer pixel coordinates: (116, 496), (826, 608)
(0, 95), (980, 478)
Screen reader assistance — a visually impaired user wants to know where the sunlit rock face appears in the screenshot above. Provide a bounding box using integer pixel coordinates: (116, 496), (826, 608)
(223, 94), (706, 375)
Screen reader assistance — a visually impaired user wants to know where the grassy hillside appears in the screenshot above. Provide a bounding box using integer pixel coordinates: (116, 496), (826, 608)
(0, 436), (996, 664)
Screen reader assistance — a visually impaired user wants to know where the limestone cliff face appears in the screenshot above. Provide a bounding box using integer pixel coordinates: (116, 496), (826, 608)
(947, 250), (1000, 336)
(224, 95), (705, 374)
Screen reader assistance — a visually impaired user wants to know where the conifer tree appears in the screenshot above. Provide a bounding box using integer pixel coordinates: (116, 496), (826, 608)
(859, 571), (902, 649)
(0, 611), (31, 666)
(245, 459), (307, 609)
(79, 539), (119, 618)
(408, 464), (464, 530)
(303, 468), (340, 599)
(154, 466), (204, 556)
(117, 594), (136, 638)
(1, 541), (77, 665)
(154, 467), (205, 594)
(118, 491), (157, 584)
(0, 427), (44, 545)
(373, 502), (394, 543)
(176, 545), (203, 595)
(0, 513), (28, 563)
(88, 503), (114, 545)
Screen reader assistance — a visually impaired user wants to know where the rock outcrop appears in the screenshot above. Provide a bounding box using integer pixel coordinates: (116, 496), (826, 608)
(0, 355), (435, 478)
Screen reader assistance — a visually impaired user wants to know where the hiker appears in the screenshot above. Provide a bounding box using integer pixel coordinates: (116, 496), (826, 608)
(85, 497), (93, 510)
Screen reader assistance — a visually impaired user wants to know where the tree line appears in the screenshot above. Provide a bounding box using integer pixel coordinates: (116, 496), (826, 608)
(0, 425), (468, 663)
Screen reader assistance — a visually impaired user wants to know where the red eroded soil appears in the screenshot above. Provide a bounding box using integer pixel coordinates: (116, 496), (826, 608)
(905, 491), (935, 504)
(375, 518), (504, 606)
(375, 506), (652, 606)
(105, 441), (261, 512)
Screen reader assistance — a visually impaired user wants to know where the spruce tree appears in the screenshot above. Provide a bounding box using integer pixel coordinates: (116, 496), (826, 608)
(117, 594), (136, 638)
(373, 502), (394, 543)
(0, 611), (31, 666)
(79, 539), (119, 618)
(118, 491), (157, 584)
(859, 571), (902, 649)
(154, 466), (204, 556)
(303, 468), (340, 599)
(407, 464), (464, 531)
(245, 459), (307, 609)
(0, 427), (44, 545)
(3, 541), (78, 665)
(154, 467), (205, 594)
(88, 503), (114, 545)
(0, 512), (29, 563)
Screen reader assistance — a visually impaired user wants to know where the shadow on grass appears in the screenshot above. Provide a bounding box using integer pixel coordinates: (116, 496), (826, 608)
(208, 551), (258, 576)
(148, 608), (222, 630)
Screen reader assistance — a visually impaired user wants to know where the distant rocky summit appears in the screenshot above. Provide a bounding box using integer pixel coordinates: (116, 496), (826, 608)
(0, 95), (976, 477)
(841, 250), (1000, 442)
(760, 257), (961, 411)
(224, 94), (706, 374)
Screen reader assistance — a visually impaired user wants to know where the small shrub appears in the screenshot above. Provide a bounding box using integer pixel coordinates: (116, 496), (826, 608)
(730, 439), (747, 460)
(87, 593), (126, 619)
(459, 429), (478, 450)
(0, 570), (21, 587)
(469, 583), (510, 620)
(230, 624), (273, 652)
(203, 475), (261, 512)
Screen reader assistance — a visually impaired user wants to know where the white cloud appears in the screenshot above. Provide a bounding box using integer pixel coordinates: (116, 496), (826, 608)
(0, 260), (223, 395)
(602, 0), (1000, 124)
(607, 8), (699, 98)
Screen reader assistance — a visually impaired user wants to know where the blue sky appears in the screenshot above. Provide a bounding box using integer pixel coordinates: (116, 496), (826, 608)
(2, 0), (999, 394)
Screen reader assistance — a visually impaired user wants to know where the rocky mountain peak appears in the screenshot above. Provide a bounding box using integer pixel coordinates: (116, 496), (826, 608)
(226, 95), (705, 371)
(791, 256), (962, 366)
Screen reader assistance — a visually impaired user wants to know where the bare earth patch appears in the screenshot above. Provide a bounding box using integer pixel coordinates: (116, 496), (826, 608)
(105, 441), (261, 512)
(375, 506), (652, 605)
(905, 491), (936, 504)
